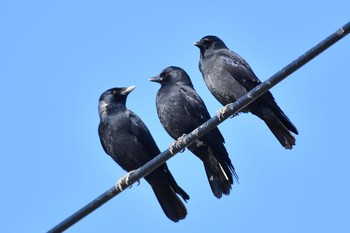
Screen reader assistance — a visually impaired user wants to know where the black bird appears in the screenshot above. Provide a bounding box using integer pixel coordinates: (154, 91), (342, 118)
(150, 66), (238, 199)
(98, 86), (189, 222)
(195, 35), (298, 149)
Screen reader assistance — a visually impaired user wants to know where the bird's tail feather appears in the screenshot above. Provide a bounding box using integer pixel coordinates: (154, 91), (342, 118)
(203, 160), (232, 198)
(252, 107), (296, 149)
(273, 108), (298, 135)
(150, 182), (188, 222)
(145, 167), (188, 222)
(163, 165), (190, 202)
(189, 142), (237, 198)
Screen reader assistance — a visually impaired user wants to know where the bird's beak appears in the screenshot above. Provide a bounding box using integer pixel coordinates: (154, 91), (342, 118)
(149, 76), (162, 83)
(194, 41), (202, 48)
(122, 85), (136, 95)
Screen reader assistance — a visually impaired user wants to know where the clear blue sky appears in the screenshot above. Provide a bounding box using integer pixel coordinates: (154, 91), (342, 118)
(1, 1), (349, 232)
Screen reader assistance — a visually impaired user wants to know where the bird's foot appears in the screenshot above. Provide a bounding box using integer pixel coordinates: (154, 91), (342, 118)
(217, 104), (239, 119)
(115, 170), (136, 191)
(217, 105), (229, 120)
(169, 134), (187, 154)
(135, 180), (141, 186)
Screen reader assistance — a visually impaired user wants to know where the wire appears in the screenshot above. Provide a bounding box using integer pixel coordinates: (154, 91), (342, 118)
(47, 21), (350, 233)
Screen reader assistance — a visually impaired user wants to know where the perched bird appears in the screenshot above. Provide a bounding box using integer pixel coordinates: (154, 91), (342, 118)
(195, 35), (298, 149)
(150, 66), (238, 199)
(98, 86), (189, 222)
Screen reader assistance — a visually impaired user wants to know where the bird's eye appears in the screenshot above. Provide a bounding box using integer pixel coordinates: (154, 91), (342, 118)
(161, 72), (169, 78)
(203, 40), (210, 49)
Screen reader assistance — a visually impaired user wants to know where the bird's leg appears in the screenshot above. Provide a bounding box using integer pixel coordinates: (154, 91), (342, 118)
(169, 134), (187, 154)
(115, 170), (136, 191)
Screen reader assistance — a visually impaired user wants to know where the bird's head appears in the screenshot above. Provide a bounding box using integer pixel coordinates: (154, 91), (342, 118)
(149, 66), (194, 88)
(98, 86), (136, 117)
(194, 35), (228, 56)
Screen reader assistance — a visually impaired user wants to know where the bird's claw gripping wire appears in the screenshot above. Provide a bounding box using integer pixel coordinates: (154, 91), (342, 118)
(217, 104), (239, 120)
(169, 134), (187, 154)
(115, 170), (137, 191)
(217, 105), (229, 120)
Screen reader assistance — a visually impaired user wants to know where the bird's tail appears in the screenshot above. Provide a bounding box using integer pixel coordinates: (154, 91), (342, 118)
(145, 167), (189, 222)
(162, 165), (190, 202)
(203, 159), (232, 198)
(252, 106), (298, 149)
(189, 141), (238, 198)
(150, 184), (188, 222)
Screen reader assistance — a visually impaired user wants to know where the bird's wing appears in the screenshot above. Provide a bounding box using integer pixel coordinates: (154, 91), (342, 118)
(219, 50), (283, 110)
(179, 86), (225, 143)
(219, 50), (262, 90)
(98, 122), (114, 156)
(128, 111), (161, 157)
(180, 86), (211, 123)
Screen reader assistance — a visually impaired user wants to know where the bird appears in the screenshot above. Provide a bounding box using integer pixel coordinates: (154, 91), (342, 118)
(98, 86), (189, 222)
(194, 35), (298, 149)
(150, 66), (238, 199)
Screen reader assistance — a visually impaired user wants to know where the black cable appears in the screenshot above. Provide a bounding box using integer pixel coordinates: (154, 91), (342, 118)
(47, 21), (350, 233)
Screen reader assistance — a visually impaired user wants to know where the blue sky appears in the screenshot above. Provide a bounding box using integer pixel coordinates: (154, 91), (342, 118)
(1, 1), (349, 232)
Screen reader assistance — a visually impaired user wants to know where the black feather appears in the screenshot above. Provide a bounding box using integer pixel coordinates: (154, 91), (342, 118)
(195, 35), (298, 149)
(98, 86), (189, 222)
(150, 66), (238, 198)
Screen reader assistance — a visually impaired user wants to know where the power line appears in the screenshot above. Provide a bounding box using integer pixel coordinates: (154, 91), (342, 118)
(47, 21), (350, 233)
